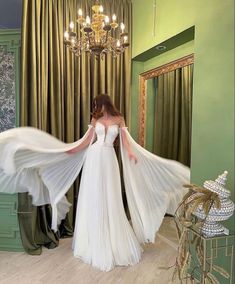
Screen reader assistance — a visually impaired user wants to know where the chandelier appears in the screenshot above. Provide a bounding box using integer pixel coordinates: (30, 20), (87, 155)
(64, 0), (129, 58)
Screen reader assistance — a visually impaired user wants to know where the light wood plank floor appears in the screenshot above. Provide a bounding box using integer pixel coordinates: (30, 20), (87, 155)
(0, 217), (180, 284)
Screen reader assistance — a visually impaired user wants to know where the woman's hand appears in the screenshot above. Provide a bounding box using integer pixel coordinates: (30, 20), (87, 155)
(128, 152), (138, 164)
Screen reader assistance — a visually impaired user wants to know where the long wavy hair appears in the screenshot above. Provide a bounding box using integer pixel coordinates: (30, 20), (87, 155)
(92, 94), (122, 119)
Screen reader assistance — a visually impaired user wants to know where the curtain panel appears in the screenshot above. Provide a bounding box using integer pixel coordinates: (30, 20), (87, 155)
(153, 64), (193, 166)
(19, 0), (132, 254)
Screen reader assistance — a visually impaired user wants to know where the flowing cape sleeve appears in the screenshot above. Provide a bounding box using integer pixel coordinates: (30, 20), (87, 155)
(119, 127), (190, 243)
(0, 126), (95, 231)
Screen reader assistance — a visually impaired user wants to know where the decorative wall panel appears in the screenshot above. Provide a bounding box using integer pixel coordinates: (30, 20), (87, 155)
(0, 45), (16, 131)
(0, 29), (22, 251)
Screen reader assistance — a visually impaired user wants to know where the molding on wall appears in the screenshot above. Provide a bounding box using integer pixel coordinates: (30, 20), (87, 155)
(0, 197), (23, 251)
(0, 29), (23, 251)
(138, 53), (194, 146)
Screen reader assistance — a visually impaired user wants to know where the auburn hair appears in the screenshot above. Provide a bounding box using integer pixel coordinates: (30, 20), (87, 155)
(92, 94), (122, 119)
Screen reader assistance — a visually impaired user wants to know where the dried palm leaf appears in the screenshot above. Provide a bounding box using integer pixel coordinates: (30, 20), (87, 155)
(179, 251), (190, 279)
(214, 197), (221, 209)
(173, 183), (222, 283)
(172, 266), (178, 282)
(203, 199), (213, 215)
(191, 234), (198, 245)
(206, 272), (220, 284)
(183, 184), (198, 189)
(212, 264), (230, 279)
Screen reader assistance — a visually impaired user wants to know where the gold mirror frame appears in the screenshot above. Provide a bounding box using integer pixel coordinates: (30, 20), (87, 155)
(138, 53), (194, 146)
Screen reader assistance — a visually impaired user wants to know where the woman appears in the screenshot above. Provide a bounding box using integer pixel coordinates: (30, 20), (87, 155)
(0, 94), (189, 271)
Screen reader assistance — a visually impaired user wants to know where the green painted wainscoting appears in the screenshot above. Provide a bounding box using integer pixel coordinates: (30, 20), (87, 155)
(0, 29), (23, 251)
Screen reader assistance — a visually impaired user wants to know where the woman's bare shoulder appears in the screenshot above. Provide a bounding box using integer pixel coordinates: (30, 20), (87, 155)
(115, 115), (125, 127)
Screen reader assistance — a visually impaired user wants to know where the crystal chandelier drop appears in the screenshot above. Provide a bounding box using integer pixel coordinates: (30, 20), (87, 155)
(64, 0), (129, 58)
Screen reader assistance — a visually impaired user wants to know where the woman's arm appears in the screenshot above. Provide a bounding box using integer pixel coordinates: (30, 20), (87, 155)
(67, 127), (95, 154)
(120, 117), (138, 164)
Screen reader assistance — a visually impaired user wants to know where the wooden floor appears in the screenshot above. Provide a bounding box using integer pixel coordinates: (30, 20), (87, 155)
(0, 217), (180, 284)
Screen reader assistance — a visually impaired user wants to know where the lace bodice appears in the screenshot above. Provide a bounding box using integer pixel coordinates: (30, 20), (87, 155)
(94, 122), (119, 147)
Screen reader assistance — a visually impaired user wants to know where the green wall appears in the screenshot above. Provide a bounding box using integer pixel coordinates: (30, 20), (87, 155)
(131, 0), (234, 282)
(191, 1), (234, 202)
(131, 0), (234, 199)
(132, 0), (195, 58)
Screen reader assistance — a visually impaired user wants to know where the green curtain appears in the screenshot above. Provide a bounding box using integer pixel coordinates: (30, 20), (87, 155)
(153, 64), (193, 166)
(19, 0), (132, 254)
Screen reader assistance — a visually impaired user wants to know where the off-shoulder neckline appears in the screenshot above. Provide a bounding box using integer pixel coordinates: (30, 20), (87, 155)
(88, 122), (127, 129)
(96, 121), (118, 128)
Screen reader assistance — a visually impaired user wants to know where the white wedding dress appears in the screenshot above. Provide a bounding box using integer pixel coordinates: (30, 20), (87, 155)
(72, 122), (143, 270)
(0, 122), (190, 271)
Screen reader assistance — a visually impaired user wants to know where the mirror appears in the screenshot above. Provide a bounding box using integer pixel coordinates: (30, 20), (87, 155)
(138, 54), (194, 166)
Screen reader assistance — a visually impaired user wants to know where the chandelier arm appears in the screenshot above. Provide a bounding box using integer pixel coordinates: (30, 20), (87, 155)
(87, 32), (91, 46)
(105, 30), (109, 44)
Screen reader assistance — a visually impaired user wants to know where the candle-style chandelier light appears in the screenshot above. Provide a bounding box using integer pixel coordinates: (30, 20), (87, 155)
(64, 0), (129, 58)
